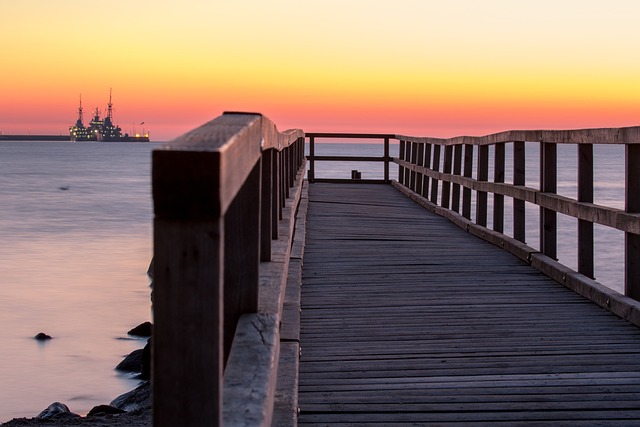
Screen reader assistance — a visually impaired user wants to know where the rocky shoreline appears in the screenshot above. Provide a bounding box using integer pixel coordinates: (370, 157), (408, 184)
(1, 323), (153, 427)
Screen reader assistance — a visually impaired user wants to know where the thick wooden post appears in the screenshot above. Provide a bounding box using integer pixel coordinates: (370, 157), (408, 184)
(578, 144), (594, 279)
(451, 144), (463, 213)
(462, 144), (473, 220)
(476, 145), (489, 227)
(540, 141), (557, 260)
(430, 145), (441, 205)
(441, 145), (453, 209)
(493, 143), (505, 233)
(626, 144), (640, 299)
(513, 141), (526, 243)
(223, 160), (261, 363)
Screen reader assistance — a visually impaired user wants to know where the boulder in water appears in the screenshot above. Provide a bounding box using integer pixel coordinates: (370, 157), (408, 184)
(128, 321), (153, 337)
(36, 402), (80, 419)
(87, 404), (126, 417)
(110, 381), (151, 412)
(34, 332), (52, 341)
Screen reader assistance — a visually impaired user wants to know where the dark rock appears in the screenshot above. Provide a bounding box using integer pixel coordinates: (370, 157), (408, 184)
(128, 321), (153, 337)
(141, 338), (151, 380)
(34, 332), (51, 341)
(36, 402), (80, 419)
(115, 348), (144, 372)
(87, 404), (126, 417)
(110, 381), (151, 412)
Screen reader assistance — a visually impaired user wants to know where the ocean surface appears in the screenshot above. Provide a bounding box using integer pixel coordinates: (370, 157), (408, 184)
(0, 139), (627, 422)
(0, 141), (158, 422)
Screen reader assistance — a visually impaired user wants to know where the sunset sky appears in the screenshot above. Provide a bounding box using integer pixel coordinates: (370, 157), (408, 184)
(1, 0), (639, 141)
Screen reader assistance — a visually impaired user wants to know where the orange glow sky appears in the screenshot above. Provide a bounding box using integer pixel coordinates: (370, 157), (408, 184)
(1, 0), (639, 141)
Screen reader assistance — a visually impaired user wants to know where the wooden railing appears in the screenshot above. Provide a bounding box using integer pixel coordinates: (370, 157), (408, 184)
(392, 126), (640, 323)
(152, 112), (305, 426)
(306, 132), (394, 183)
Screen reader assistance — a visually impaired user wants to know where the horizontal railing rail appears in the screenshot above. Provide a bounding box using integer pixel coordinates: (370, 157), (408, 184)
(392, 125), (640, 322)
(306, 132), (394, 183)
(152, 112), (305, 426)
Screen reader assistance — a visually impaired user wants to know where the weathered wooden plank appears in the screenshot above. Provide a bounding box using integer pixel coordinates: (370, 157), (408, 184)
(298, 183), (640, 425)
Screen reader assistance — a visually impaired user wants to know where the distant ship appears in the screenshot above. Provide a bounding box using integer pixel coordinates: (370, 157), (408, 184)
(69, 90), (150, 142)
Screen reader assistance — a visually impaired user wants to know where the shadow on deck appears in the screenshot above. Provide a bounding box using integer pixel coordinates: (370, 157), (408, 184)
(298, 183), (640, 426)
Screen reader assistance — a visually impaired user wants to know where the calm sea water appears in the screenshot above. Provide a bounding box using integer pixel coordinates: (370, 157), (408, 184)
(0, 141), (158, 422)
(0, 139), (627, 422)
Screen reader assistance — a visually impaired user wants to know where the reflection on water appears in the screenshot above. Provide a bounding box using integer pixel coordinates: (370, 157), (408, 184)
(0, 141), (155, 422)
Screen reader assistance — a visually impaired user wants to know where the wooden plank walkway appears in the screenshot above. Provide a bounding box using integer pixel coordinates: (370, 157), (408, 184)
(298, 183), (640, 426)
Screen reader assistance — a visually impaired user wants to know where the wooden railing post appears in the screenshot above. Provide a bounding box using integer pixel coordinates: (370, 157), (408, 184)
(415, 143), (425, 195)
(476, 145), (489, 227)
(223, 160), (262, 363)
(578, 144), (594, 279)
(451, 144), (463, 213)
(462, 144), (473, 220)
(261, 149), (274, 262)
(540, 140), (558, 260)
(430, 144), (441, 205)
(626, 144), (640, 299)
(308, 136), (315, 182)
(398, 140), (406, 184)
(442, 145), (453, 209)
(409, 142), (417, 191)
(513, 141), (526, 243)
(493, 143), (505, 233)
(384, 137), (390, 183)
(423, 143), (432, 199)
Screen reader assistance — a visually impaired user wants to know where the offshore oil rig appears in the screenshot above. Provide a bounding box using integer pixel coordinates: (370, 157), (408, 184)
(69, 90), (150, 142)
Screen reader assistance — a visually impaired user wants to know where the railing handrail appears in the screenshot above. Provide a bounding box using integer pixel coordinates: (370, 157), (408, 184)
(152, 112), (305, 426)
(395, 125), (640, 146)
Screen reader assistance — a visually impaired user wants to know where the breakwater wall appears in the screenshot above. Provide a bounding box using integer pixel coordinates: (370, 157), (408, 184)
(0, 135), (70, 141)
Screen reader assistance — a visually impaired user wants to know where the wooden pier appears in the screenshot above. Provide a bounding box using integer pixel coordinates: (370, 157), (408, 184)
(151, 113), (640, 426)
(298, 183), (640, 425)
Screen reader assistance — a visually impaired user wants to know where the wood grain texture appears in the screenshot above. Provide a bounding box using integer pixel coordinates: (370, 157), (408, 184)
(298, 183), (640, 425)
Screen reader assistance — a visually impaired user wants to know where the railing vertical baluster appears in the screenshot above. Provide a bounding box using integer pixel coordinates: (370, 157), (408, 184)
(409, 142), (417, 191)
(513, 141), (526, 243)
(493, 143), (505, 233)
(451, 144), (462, 213)
(540, 140), (558, 260)
(430, 144), (441, 205)
(462, 144), (473, 220)
(578, 144), (594, 279)
(442, 145), (453, 209)
(261, 149), (274, 262)
(272, 148), (281, 236)
(476, 145), (489, 227)
(404, 141), (412, 186)
(384, 137), (390, 183)
(423, 143), (432, 199)
(398, 140), (406, 184)
(626, 144), (640, 299)
(416, 143), (425, 195)
(308, 136), (315, 182)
